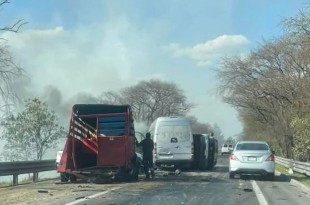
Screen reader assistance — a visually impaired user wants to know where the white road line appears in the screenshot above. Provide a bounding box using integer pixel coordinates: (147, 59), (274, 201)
(65, 187), (121, 205)
(238, 179), (243, 188)
(251, 180), (269, 205)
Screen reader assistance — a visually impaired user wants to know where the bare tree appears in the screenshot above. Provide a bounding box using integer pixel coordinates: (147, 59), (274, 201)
(100, 79), (194, 125)
(0, 0), (27, 115)
(217, 33), (310, 158)
(211, 123), (225, 147)
(98, 91), (124, 105)
(187, 115), (212, 134)
(0, 45), (24, 114)
(283, 3), (310, 37)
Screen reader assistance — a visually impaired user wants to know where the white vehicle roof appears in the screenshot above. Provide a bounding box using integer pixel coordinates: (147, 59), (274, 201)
(156, 116), (189, 121)
(154, 116), (191, 126)
(236, 141), (268, 144)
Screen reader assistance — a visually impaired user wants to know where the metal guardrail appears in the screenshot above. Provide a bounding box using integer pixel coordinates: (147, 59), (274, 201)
(275, 156), (310, 177)
(0, 159), (56, 185)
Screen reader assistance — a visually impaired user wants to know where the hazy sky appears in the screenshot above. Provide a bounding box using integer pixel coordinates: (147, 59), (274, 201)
(0, 0), (307, 138)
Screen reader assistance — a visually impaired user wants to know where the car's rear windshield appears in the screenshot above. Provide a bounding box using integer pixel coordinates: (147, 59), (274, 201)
(236, 143), (269, 151)
(223, 144), (227, 147)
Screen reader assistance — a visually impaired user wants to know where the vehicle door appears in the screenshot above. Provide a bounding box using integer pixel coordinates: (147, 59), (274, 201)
(156, 123), (192, 160)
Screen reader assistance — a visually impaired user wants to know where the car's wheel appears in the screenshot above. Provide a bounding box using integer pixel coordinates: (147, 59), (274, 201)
(266, 173), (274, 181)
(229, 172), (235, 179)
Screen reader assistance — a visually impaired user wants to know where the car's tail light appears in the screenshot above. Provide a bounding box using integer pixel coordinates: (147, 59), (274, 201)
(230, 153), (238, 161)
(154, 142), (157, 154)
(266, 154), (275, 161)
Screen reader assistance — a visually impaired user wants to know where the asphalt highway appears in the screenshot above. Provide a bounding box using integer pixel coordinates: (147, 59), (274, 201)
(1, 155), (309, 205)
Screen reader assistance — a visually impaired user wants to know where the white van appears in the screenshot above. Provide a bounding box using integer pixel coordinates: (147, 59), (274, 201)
(221, 144), (233, 155)
(148, 116), (193, 169)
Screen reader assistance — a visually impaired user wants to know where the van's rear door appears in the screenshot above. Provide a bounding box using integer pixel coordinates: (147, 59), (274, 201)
(156, 123), (192, 161)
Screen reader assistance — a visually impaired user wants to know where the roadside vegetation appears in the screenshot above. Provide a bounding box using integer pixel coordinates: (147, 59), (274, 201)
(0, 98), (66, 161)
(275, 164), (310, 187)
(0, 181), (11, 187)
(217, 2), (310, 161)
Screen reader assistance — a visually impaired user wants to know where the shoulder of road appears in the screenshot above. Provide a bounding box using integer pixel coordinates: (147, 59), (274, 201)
(275, 163), (310, 193)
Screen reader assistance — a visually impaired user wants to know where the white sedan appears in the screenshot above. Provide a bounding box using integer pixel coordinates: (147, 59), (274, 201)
(229, 141), (275, 180)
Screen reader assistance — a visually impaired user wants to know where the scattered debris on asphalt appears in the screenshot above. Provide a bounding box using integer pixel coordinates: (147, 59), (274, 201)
(37, 190), (49, 193)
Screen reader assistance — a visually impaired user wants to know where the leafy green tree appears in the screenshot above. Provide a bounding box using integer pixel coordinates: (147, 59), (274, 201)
(0, 98), (66, 161)
(291, 115), (310, 162)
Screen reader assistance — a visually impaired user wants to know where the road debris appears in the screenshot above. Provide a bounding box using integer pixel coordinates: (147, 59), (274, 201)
(37, 190), (49, 193)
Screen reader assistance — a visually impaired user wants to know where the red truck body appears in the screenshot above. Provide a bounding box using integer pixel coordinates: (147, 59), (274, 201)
(57, 104), (139, 182)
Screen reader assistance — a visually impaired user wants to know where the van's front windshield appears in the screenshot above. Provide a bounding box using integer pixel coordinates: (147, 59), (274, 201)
(156, 124), (191, 143)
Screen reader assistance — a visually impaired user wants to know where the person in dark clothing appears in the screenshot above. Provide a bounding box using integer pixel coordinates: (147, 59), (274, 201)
(137, 132), (155, 179)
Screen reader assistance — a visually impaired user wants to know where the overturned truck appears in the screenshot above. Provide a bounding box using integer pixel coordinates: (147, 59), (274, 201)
(56, 104), (140, 182)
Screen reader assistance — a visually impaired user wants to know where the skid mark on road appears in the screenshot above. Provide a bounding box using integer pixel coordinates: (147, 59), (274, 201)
(251, 180), (268, 205)
(65, 187), (120, 205)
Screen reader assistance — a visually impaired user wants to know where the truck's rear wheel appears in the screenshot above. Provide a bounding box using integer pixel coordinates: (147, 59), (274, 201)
(128, 155), (140, 181)
(69, 174), (77, 182)
(60, 173), (69, 182)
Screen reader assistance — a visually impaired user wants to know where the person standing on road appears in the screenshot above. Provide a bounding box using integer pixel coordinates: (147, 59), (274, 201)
(137, 132), (155, 179)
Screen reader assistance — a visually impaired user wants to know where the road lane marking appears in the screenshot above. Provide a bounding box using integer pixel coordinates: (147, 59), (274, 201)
(251, 180), (268, 205)
(65, 187), (121, 205)
(238, 180), (243, 189)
